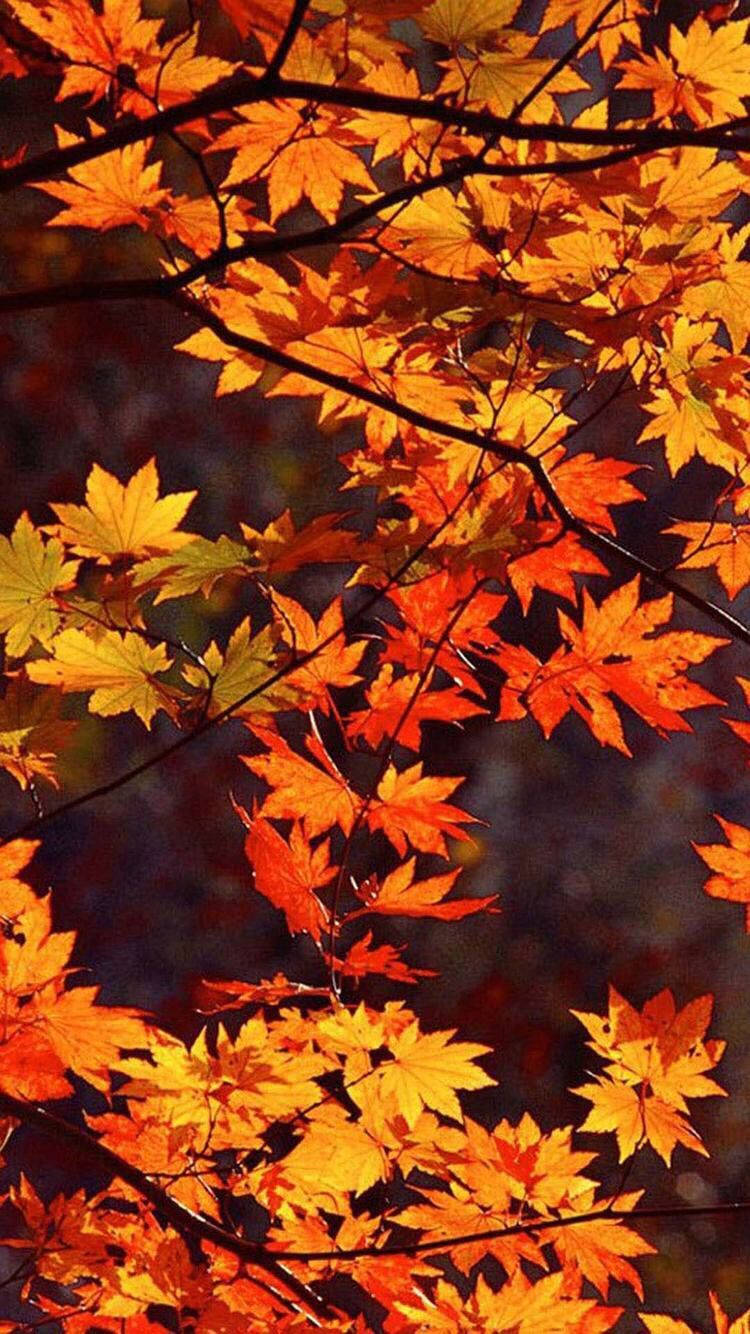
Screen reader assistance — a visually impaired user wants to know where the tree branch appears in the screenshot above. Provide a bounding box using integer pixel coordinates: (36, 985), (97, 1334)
(4, 293), (747, 844)
(0, 144), (645, 322)
(1, 1087), (749, 1272)
(1, 73), (747, 198)
(264, 0), (309, 82)
(0, 1090), (334, 1320)
(170, 292), (750, 650)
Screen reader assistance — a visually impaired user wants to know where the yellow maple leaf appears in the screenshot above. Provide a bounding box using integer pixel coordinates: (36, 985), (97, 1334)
(134, 534), (251, 604)
(376, 1019), (493, 1127)
(0, 512), (80, 658)
(35, 133), (168, 232)
(377, 189), (495, 280)
(572, 988), (726, 1164)
(46, 458), (195, 563)
(419, 0), (520, 49)
(641, 149), (743, 225)
(182, 618), (294, 719)
(27, 627), (174, 728)
(438, 37), (586, 120)
(681, 224), (750, 354)
(282, 1104), (386, 1201)
(622, 17), (750, 124)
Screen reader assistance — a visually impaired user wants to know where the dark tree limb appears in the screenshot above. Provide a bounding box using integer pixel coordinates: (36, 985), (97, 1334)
(1, 1088), (749, 1272)
(0, 74), (747, 197)
(170, 292), (750, 650)
(0, 1091), (335, 1321)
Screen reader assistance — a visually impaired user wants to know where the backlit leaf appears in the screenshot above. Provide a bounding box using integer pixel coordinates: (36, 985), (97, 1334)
(27, 627), (174, 728)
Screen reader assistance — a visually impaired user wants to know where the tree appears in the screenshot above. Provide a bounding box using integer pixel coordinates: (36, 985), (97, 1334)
(0, 0), (749, 1327)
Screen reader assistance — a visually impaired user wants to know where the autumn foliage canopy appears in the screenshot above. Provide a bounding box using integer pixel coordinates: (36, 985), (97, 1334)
(1, 0), (750, 1328)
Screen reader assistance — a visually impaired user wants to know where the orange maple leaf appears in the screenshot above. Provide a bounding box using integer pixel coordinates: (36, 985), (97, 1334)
(241, 810), (336, 944)
(242, 730), (362, 837)
(352, 856), (497, 920)
(549, 452), (644, 534)
(497, 577), (726, 754)
(694, 815), (750, 932)
(367, 761), (477, 857)
(271, 591), (365, 711)
(336, 931), (437, 985)
(347, 663), (485, 751)
(665, 520), (750, 601)
(508, 529), (606, 614)
(35, 134), (168, 232)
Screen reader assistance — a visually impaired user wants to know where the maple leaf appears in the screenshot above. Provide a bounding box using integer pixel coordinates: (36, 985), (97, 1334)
(27, 628), (175, 728)
(375, 1019), (493, 1128)
(640, 148), (742, 225)
(665, 521), (750, 601)
(353, 856), (497, 920)
(497, 577), (726, 754)
(0, 675), (75, 790)
(549, 452), (644, 534)
(344, 61), (429, 175)
(694, 815), (750, 932)
(35, 134), (168, 231)
(393, 1270), (621, 1333)
(133, 535), (251, 604)
(193, 973), (329, 1013)
(0, 853), (149, 1099)
(620, 16), (750, 123)
(367, 761), (477, 857)
(545, 1191), (655, 1299)
(216, 103), (374, 223)
(240, 510), (358, 577)
(282, 1104), (386, 1201)
(438, 37), (586, 121)
(377, 189), (496, 280)
(419, 0), (520, 49)
(242, 810), (336, 943)
(638, 375), (745, 477)
(681, 223), (750, 354)
(572, 988), (726, 1164)
(8, 0), (161, 103)
(542, 0), (648, 67)
(182, 619), (295, 720)
(336, 931), (437, 984)
(347, 663), (484, 751)
(0, 512), (80, 657)
(242, 730), (362, 837)
(271, 591), (366, 711)
(269, 325), (398, 427)
(392, 1181), (545, 1277)
(383, 574), (506, 678)
(508, 529), (606, 614)
(46, 458), (195, 563)
(641, 1316), (695, 1333)
(160, 189), (253, 260)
